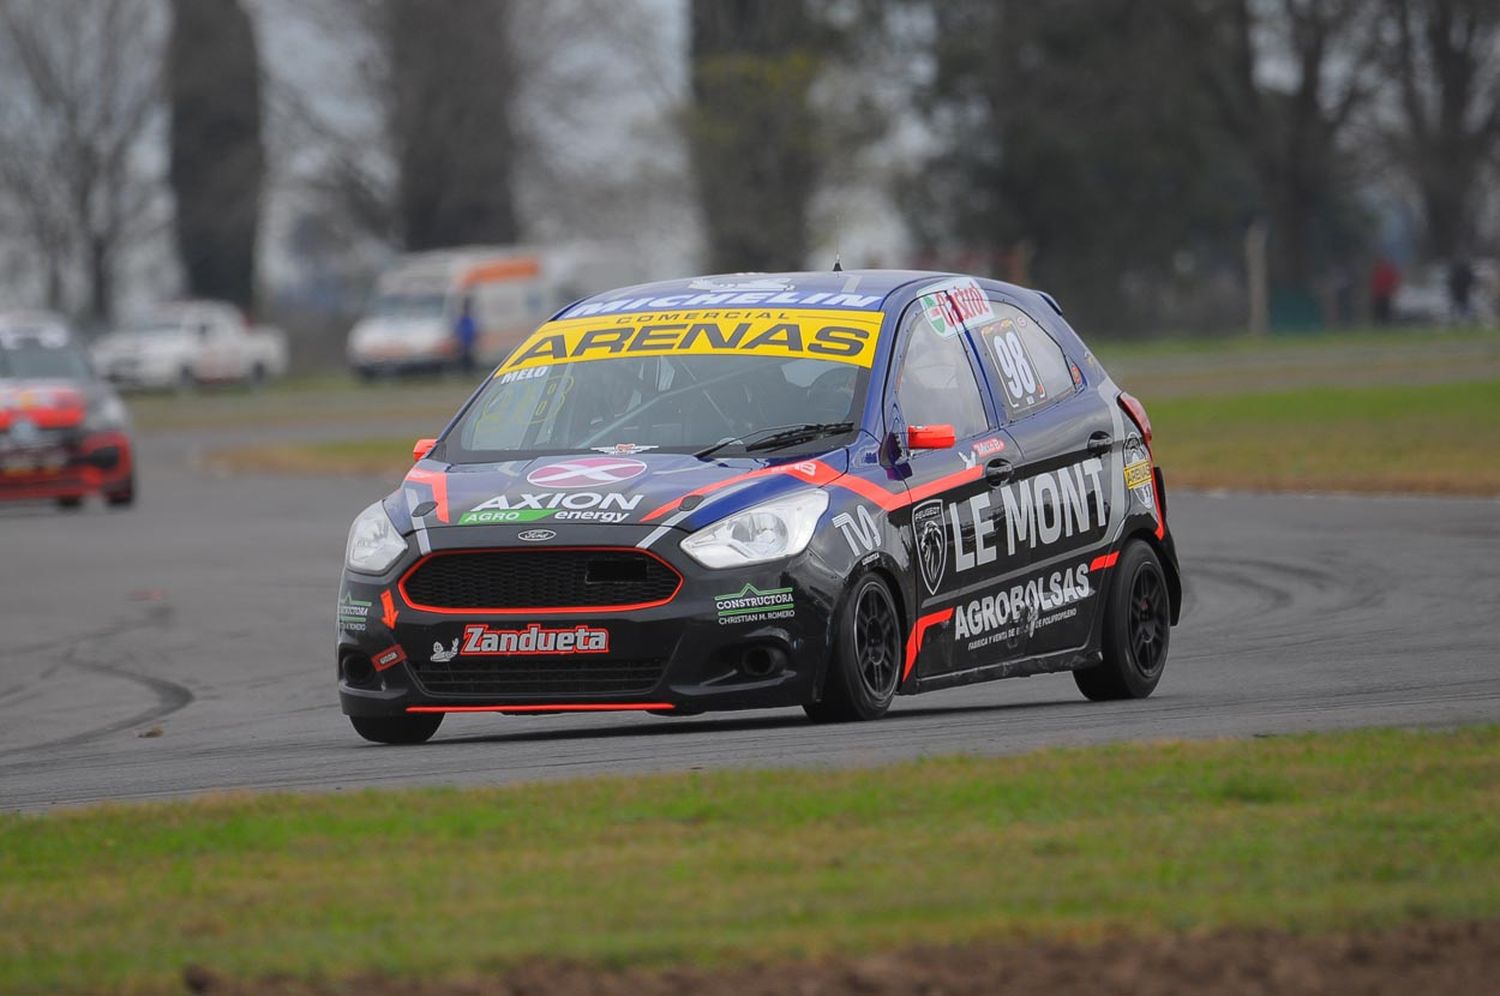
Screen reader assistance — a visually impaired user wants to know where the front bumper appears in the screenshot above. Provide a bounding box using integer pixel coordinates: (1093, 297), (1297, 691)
(0, 430), (133, 501)
(336, 524), (841, 717)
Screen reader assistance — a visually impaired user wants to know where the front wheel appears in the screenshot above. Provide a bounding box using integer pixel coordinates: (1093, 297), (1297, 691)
(805, 574), (902, 723)
(350, 713), (443, 745)
(1074, 540), (1171, 701)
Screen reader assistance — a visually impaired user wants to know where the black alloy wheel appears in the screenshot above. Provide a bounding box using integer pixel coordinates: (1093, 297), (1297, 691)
(1074, 540), (1171, 701)
(806, 574), (902, 723)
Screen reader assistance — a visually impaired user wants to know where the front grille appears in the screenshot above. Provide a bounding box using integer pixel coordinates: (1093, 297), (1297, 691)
(402, 549), (680, 611)
(410, 657), (666, 697)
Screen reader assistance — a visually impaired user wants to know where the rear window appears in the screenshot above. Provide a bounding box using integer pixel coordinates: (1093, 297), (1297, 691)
(974, 304), (1074, 419)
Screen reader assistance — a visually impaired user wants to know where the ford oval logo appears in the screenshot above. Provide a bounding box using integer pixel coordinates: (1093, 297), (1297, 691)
(517, 529), (556, 542)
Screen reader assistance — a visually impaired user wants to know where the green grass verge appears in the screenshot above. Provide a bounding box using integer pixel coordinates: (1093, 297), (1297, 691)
(199, 436), (421, 478)
(1150, 377), (1500, 494)
(3, 726), (1498, 992)
(204, 377), (1500, 495)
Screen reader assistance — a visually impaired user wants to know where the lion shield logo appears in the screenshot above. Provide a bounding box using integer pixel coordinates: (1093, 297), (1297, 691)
(912, 500), (948, 596)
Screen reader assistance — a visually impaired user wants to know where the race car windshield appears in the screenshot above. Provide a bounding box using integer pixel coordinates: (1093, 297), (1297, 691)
(447, 353), (866, 460)
(0, 342), (93, 381)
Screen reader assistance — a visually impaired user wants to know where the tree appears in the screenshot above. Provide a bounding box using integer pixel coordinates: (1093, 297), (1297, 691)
(290, 0), (521, 252)
(687, 0), (827, 272)
(899, 0), (1251, 331)
(0, 0), (167, 324)
(1386, 0), (1500, 260)
(1194, 0), (1382, 298)
(167, 0), (264, 312)
(383, 0), (520, 249)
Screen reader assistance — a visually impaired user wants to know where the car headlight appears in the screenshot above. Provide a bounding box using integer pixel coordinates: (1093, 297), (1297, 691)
(345, 501), (408, 574)
(680, 489), (829, 568)
(84, 394), (129, 431)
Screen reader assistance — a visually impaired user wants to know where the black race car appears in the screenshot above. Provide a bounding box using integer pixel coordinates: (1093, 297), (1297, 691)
(337, 271), (1180, 743)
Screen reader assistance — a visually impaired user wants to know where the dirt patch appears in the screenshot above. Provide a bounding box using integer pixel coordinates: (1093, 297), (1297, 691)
(183, 919), (1500, 995)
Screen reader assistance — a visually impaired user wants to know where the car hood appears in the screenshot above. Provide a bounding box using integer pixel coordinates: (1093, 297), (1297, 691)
(0, 379), (89, 430)
(392, 448), (854, 535)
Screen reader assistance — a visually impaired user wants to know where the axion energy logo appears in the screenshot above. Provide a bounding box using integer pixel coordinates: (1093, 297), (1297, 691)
(526, 457), (647, 489)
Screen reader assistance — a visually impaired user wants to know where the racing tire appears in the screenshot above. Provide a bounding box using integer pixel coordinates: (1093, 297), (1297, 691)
(55, 495), (84, 510)
(1074, 540), (1171, 701)
(805, 574), (901, 723)
(105, 475), (136, 508)
(350, 713), (443, 745)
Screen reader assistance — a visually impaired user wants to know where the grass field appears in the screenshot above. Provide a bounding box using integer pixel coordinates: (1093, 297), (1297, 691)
(4, 726), (1497, 992)
(1149, 378), (1499, 493)
(198, 328), (1500, 494)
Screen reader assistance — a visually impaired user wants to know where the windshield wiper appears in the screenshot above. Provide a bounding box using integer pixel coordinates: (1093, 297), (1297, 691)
(694, 422), (854, 460)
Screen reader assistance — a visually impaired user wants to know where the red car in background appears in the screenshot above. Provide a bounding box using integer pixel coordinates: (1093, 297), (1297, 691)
(0, 313), (135, 508)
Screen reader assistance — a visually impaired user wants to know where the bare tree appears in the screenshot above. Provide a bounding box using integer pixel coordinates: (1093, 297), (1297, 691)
(0, 0), (168, 324)
(1387, 0), (1500, 260)
(168, 0), (264, 312)
(1196, 0), (1383, 295)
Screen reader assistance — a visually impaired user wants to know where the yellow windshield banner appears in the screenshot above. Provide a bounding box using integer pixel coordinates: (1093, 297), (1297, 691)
(496, 309), (884, 374)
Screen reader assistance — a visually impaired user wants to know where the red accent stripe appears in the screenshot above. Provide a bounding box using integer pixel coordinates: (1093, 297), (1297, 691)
(645, 460), (987, 522)
(828, 471), (909, 510)
(905, 465), (985, 504)
(1090, 551), (1120, 571)
(1152, 468), (1166, 540)
(902, 607), (954, 682)
(397, 546), (683, 616)
(641, 466), (781, 522)
(403, 467), (450, 523)
(407, 703), (672, 714)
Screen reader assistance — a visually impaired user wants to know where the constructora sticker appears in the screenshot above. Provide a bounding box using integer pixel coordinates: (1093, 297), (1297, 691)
(714, 583), (795, 625)
(497, 309), (883, 373)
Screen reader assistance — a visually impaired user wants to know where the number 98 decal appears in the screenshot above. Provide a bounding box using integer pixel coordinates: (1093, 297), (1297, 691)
(987, 320), (1045, 409)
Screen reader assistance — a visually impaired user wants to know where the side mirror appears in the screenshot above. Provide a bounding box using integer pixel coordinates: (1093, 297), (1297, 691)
(907, 424), (956, 450)
(412, 437), (437, 463)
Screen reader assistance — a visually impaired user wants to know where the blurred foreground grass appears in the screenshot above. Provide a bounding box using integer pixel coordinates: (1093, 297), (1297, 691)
(3, 726), (1497, 991)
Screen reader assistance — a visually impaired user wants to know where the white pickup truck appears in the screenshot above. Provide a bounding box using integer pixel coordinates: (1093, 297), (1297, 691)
(92, 301), (288, 390)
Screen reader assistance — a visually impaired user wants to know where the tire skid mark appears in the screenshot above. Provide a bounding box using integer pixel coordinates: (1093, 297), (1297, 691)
(0, 605), (194, 759)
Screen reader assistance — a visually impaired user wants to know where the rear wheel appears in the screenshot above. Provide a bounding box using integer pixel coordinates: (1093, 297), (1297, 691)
(55, 495), (83, 510)
(350, 713), (443, 745)
(805, 574), (901, 723)
(1074, 540), (1171, 701)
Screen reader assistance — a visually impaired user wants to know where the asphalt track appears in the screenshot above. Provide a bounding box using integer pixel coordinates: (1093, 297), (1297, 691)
(2, 423), (1497, 812)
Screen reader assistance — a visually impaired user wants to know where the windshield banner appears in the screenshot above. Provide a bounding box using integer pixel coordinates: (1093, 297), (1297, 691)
(497, 309), (884, 374)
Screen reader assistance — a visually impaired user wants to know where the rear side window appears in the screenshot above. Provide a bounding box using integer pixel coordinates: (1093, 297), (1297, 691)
(976, 304), (1074, 419)
(893, 307), (990, 437)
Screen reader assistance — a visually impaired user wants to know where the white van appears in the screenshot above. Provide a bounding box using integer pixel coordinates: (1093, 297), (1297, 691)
(346, 245), (636, 378)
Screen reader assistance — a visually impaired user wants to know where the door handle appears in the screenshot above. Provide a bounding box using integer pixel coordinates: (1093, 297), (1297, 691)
(1087, 431), (1113, 456)
(985, 458), (1013, 485)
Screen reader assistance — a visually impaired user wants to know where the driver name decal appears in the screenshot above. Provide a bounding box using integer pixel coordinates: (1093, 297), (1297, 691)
(497, 309), (884, 373)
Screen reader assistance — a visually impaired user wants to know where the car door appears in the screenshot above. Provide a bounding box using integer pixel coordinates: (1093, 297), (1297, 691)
(969, 297), (1116, 659)
(884, 299), (1024, 679)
